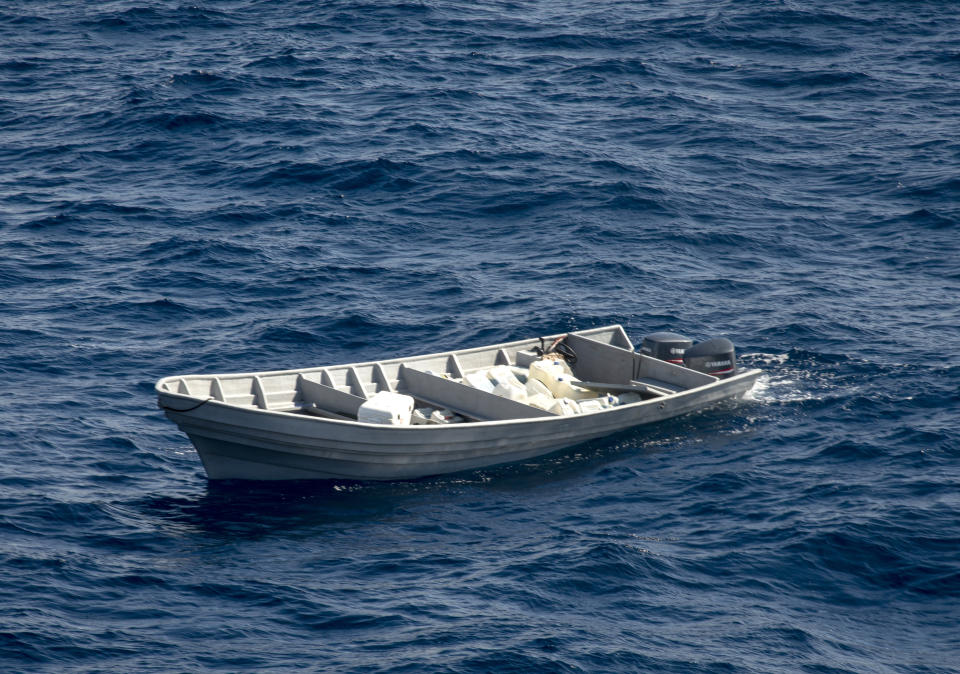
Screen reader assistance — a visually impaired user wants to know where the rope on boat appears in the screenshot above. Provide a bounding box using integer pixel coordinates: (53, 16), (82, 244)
(159, 396), (214, 413)
(552, 340), (578, 364)
(536, 334), (578, 364)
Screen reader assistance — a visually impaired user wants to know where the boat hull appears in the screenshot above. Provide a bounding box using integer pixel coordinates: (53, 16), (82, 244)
(161, 369), (760, 481)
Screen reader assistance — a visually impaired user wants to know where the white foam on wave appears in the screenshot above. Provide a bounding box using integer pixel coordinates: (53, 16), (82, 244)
(749, 352), (790, 367)
(746, 373), (821, 403)
(741, 353), (827, 404)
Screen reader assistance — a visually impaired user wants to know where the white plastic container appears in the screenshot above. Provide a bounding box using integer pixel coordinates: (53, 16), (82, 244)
(411, 407), (435, 425)
(527, 393), (555, 411)
(528, 359), (555, 386)
(552, 377), (596, 401)
(529, 359), (563, 394)
(554, 358), (574, 375)
(577, 398), (607, 414)
(598, 394), (619, 408)
(549, 397), (581, 416)
(617, 392), (644, 406)
(357, 391), (415, 425)
(463, 371), (495, 393)
(430, 408), (465, 424)
(488, 365), (522, 389)
(493, 380), (528, 403)
(525, 378), (552, 399)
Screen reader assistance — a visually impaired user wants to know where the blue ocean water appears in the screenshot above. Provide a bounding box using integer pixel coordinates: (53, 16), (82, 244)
(2, 0), (959, 670)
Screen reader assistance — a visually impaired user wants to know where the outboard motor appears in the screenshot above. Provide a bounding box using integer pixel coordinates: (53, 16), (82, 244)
(640, 332), (692, 364)
(683, 338), (737, 378)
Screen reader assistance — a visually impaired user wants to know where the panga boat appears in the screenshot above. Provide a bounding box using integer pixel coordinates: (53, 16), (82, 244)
(156, 325), (760, 481)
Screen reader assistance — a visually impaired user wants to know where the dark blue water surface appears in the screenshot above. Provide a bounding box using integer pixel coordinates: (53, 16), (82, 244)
(2, 0), (959, 671)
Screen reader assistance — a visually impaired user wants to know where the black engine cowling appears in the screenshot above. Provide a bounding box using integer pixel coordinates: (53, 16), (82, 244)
(682, 338), (737, 378)
(640, 332), (692, 364)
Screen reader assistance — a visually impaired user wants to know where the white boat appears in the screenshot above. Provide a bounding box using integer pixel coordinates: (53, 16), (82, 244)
(156, 325), (760, 481)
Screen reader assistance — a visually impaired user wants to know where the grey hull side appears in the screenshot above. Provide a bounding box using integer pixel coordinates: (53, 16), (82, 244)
(163, 369), (760, 481)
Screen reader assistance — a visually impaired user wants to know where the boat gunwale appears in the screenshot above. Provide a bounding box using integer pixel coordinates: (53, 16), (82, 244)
(155, 325), (629, 389)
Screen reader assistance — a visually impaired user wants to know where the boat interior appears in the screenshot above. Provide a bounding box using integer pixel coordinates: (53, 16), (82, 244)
(158, 326), (720, 423)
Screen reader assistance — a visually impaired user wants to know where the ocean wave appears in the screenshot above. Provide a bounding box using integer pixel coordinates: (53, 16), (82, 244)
(2, 0), (959, 671)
